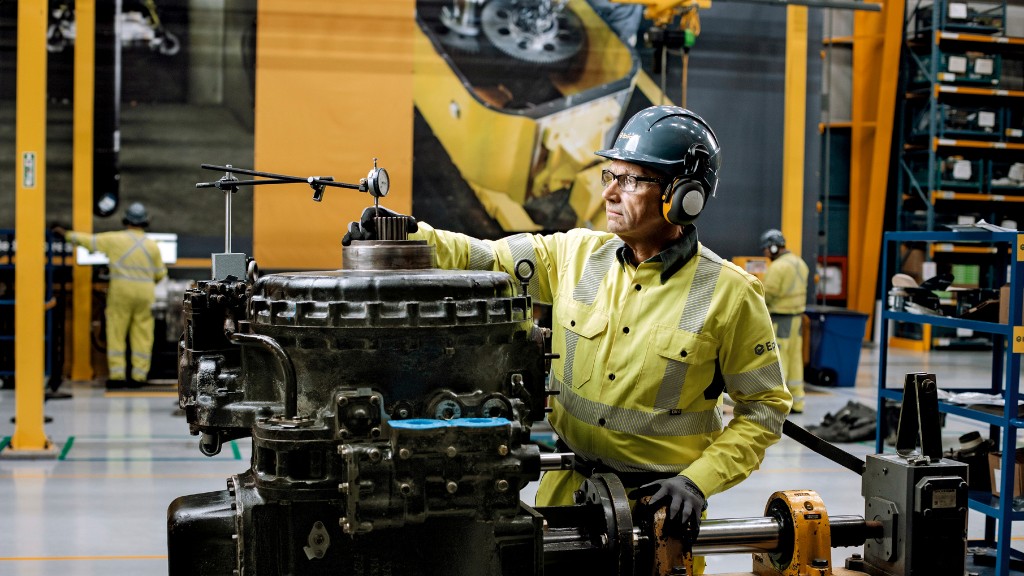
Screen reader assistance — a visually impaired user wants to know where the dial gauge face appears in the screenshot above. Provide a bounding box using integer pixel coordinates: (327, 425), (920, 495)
(368, 167), (389, 197)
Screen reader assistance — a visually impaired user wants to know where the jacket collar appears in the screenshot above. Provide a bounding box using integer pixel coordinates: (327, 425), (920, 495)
(615, 225), (699, 283)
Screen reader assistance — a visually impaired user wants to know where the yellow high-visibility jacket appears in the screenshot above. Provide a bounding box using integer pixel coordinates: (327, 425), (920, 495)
(413, 223), (792, 500)
(67, 229), (167, 287)
(762, 251), (809, 315)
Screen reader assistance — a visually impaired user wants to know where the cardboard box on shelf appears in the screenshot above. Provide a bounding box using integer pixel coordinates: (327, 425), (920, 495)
(901, 246), (925, 284)
(1000, 284), (1010, 325)
(989, 449), (1024, 497)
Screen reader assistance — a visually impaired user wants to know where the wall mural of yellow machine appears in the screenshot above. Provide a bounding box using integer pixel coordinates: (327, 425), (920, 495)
(414, 0), (641, 232)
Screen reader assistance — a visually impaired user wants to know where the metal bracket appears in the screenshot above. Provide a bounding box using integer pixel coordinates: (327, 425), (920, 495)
(895, 372), (942, 461)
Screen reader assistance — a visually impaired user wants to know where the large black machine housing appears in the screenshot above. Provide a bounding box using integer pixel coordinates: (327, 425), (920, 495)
(169, 161), (965, 576)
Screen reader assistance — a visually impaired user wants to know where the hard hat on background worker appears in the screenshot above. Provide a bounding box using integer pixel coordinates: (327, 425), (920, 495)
(759, 228), (786, 255)
(596, 105), (721, 226)
(123, 202), (150, 228)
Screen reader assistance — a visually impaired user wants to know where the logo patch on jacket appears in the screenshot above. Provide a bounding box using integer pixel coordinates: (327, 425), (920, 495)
(754, 340), (777, 355)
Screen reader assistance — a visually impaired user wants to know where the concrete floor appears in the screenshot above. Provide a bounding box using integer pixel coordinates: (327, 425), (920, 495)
(0, 345), (1021, 575)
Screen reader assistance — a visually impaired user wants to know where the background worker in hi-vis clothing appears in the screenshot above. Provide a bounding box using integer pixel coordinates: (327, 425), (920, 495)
(759, 229), (810, 413)
(54, 202), (167, 389)
(343, 106), (792, 574)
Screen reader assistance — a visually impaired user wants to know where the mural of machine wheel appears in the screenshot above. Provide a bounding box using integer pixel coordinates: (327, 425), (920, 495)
(415, 0), (640, 232)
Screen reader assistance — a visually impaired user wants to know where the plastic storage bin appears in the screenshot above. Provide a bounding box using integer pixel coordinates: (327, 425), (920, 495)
(911, 52), (1001, 86)
(911, 103), (1002, 140)
(805, 305), (869, 387)
(909, 154), (983, 190)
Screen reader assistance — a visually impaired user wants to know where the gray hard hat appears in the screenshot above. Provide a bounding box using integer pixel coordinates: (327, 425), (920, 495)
(596, 105), (721, 198)
(123, 202), (150, 227)
(760, 229), (786, 251)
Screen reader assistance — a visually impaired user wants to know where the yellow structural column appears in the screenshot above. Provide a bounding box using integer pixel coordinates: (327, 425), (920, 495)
(782, 5), (807, 257)
(848, 0), (904, 338)
(11, 0), (54, 454)
(72, 0), (96, 382)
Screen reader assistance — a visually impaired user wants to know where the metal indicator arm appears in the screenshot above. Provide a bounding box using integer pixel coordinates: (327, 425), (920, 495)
(196, 161), (389, 202)
(782, 419), (866, 475)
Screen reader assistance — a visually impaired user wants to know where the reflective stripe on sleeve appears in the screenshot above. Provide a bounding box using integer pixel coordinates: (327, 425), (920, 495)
(504, 234), (541, 299)
(551, 376), (722, 437)
(468, 237), (496, 270)
(725, 362), (786, 399)
(733, 395), (787, 434)
(571, 239), (622, 305)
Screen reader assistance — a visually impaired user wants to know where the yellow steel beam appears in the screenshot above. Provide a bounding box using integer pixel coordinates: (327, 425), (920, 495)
(849, 0), (904, 338)
(71, 0), (96, 382)
(848, 18), (879, 312)
(782, 5), (807, 257)
(11, 0), (53, 454)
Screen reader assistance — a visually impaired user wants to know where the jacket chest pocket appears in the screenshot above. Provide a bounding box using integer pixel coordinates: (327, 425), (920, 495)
(554, 304), (609, 390)
(642, 325), (717, 410)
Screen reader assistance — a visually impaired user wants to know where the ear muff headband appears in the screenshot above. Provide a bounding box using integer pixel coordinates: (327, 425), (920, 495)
(769, 244), (779, 254)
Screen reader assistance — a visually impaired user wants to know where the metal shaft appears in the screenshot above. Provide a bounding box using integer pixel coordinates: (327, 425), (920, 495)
(540, 452), (574, 471)
(224, 165), (233, 253)
(692, 517), (782, 554)
(225, 189), (232, 253)
(693, 515), (880, 554)
(535, 458), (883, 555)
(542, 513), (880, 556)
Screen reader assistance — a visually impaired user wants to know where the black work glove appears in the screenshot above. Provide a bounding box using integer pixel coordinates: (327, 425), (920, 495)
(341, 206), (418, 246)
(629, 475), (706, 527)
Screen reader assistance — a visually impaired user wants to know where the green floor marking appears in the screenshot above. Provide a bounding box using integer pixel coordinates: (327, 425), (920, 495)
(58, 436), (76, 460)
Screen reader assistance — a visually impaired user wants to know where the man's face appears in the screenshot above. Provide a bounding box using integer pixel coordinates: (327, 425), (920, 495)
(602, 160), (674, 241)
